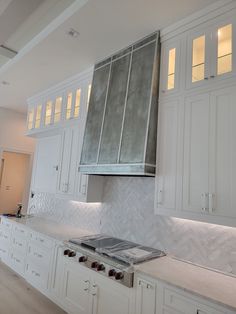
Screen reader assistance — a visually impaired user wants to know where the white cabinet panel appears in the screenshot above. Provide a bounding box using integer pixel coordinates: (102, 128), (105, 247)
(33, 135), (61, 193)
(58, 126), (79, 196)
(156, 100), (179, 212)
(62, 260), (90, 314)
(209, 87), (236, 218)
(182, 94), (210, 213)
(136, 277), (156, 314)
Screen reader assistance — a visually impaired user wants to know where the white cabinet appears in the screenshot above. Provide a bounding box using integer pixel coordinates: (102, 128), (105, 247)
(156, 86), (236, 226)
(182, 93), (211, 213)
(75, 174), (104, 203)
(58, 126), (79, 196)
(135, 277), (156, 314)
(52, 251), (133, 314)
(32, 134), (61, 193)
(186, 14), (236, 89)
(155, 100), (180, 213)
(62, 259), (91, 314)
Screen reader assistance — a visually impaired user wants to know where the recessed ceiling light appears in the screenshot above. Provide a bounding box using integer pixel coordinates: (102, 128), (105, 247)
(66, 28), (80, 38)
(1, 81), (10, 86)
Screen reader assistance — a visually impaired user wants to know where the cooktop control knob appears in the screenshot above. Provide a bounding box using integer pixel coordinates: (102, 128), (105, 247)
(64, 249), (70, 255)
(68, 251), (76, 257)
(97, 264), (105, 271)
(91, 261), (98, 269)
(115, 272), (124, 280)
(79, 256), (87, 263)
(108, 269), (116, 277)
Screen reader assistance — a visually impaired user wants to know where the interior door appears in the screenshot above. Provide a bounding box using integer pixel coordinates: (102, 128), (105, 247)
(0, 151), (30, 213)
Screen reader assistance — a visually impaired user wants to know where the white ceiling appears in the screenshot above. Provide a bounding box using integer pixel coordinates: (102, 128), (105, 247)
(0, 0), (220, 113)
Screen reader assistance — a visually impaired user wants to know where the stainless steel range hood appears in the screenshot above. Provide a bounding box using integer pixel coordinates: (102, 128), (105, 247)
(79, 32), (160, 176)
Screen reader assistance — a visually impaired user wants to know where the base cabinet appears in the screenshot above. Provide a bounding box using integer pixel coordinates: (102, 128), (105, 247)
(135, 274), (234, 314)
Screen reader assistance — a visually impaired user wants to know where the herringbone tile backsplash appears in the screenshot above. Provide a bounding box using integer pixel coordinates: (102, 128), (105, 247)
(30, 177), (236, 275)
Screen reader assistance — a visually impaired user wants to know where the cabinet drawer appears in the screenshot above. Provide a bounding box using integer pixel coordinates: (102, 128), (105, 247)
(11, 236), (27, 253)
(0, 245), (9, 262)
(164, 288), (224, 314)
(27, 244), (51, 266)
(0, 230), (11, 245)
(10, 251), (25, 274)
(25, 260), (48, 290)
(13, 224), (28, 238)
(29, 232), (53, 249)
(1, 219), (12, 230)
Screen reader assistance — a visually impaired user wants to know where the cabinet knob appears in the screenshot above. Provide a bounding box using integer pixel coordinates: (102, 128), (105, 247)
(210, 75), (215, 79)
(204, 77), (209, 80)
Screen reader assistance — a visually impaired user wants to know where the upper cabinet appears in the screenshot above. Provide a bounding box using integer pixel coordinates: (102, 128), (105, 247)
(156, 3), (236, 227)
(160, 8), (236, 95)
(26, 70), (92, 136)
(186, 18), (235, 89)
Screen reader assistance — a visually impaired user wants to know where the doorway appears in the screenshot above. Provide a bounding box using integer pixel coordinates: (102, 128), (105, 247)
(0, 150), (32, 214)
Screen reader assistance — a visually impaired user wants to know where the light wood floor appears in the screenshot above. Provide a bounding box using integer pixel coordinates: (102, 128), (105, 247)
(0, 262), (67, 314)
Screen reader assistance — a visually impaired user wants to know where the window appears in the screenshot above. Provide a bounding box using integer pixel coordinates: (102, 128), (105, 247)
(192, 35), (205, 82)
(74, 89), (81, 118)
(66, 92), (73, 120)
(54, 97), (62, 123)
(35, 105), (42, 129)
(167, 48), (176, 90)
(217, 24), (232, 75)
(45, 101), (52, 125)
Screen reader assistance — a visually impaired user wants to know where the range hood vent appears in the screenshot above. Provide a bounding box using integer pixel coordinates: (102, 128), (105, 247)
(79, 32), (160, 176)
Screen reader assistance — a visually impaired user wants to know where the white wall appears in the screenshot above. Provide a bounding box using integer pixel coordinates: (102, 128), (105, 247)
(0, 107), (35, 153)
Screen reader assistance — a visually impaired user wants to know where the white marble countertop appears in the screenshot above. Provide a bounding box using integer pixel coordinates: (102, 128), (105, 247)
(3, 215), (93, 242)
(136, 256), (236, 312)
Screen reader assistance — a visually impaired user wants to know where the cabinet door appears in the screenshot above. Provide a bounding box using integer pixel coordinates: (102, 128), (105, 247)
(58, 127), (79, 195)
(160, 39), (181, 95)
(136, 277), (156, 314)
(182, 94), (210, 213)
(209, 87), (236, 218)
(33, 135), (61, 193)
(92, 276), (131, 314)
(62, 260), (90, 314)
(186, 28), (211, 89)
(155, 100), (179, 212)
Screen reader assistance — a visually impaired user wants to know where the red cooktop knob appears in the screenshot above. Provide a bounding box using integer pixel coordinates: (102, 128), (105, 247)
(68, 251), (76, 257)
(91, 261), (98, 269)
(79, 256), (87, 263)
(97, 264), (105, 271)
(115, 272), (124, 280)
(108, 269), (116, 277)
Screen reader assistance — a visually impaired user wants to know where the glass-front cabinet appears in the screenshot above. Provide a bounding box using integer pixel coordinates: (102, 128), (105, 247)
(186, 18), (235, 88)
(160, 39), (181, 95)
(26, 79), (92, 134)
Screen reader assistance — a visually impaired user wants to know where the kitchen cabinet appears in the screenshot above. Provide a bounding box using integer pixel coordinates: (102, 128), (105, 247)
(160, 38), (182, 96)
(135, 274), (233, 314)
(26, 70), (92, 136)
(53, 250), (133, 314)
(186, 15), (236, 89)
(58, 126), (79, 196)
(135, 276), (156, 314)
(155, 99), (180, 213)
(32, 134), (61, 193)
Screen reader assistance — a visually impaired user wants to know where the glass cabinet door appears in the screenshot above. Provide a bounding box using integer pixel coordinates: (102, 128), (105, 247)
(66, 92), (73, 120)
(74, 88), (81, 118)
(192, 35), (206, 83)
(27, 107), (35, 130)
(54, 96), (62, 124)
(35, 104), (42, 129)
(160, 39), (181, 95)
(217, 23), (233, 76)
(45, 100), (53, 126)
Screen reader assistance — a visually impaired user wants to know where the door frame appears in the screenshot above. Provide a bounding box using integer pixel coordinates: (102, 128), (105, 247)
(0, 147), (34, 214)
